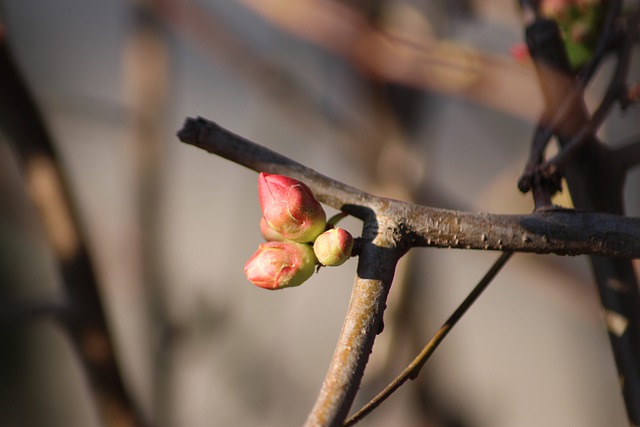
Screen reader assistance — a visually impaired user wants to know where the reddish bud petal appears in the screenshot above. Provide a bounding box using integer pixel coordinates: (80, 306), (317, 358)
(244, 241), (316, 290)
(258, 173), (326, 243)
(313, 228), (354, 267)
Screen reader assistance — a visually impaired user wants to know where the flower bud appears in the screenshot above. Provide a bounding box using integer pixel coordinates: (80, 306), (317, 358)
(244, 241), (316, 290)
(258, 173), (326, 243)
(313, 228), (353, 267)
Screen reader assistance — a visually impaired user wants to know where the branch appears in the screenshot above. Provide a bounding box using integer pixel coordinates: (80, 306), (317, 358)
(542, 6), (639, 176)
(517, 0), (624, 199)
(305, 233), (404, 426)
(178, 117), (640, 259)
(344, 251), (513, 426)
(177, 116), (640, 426)
(0, 27), (148, 427)
(527, 0), (622, 139)
(125, 3), (174, 423)
(523, 6), (640, 424)
(238, 0), (544, 122)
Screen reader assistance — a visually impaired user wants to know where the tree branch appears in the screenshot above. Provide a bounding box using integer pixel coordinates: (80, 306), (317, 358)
(517, 0), (624, 199)
(305, 225), (404, 426)
(178, 117), (640, 259)
(523, 8), (640, 424)
(344, 251), (513, 426)
(542, 5), (638, 177)
(177, 115), (640, 426)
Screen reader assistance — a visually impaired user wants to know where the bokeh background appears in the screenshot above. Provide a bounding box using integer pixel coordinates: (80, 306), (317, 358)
(1, 1), (639, 426)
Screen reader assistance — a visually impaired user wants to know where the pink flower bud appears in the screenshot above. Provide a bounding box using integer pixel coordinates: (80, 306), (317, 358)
(313, 228), (354, 267)
(258, 173), (326, 243)
(259, 216), (287, 242)
(244, 241), (317, 290)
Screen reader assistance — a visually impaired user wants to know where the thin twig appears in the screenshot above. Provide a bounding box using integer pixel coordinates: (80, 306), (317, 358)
(344, 251), (513, 426)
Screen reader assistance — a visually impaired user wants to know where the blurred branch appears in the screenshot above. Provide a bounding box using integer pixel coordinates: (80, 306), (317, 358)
(148, 0), (327, 124)
(541, 4), (638, 178)
(521, 4), (640, 424)
(124, 2), (172, 424)
(0, 24), (148, 427)
(148, 0), (392, 177)
(517, 0), (625, 200)
(239, 0), (543, 121)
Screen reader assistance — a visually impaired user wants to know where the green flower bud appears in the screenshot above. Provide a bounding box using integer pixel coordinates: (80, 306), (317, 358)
(313, 228), (354, 267)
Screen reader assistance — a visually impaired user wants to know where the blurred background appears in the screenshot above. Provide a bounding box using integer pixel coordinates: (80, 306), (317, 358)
(0, 0), (638, 426)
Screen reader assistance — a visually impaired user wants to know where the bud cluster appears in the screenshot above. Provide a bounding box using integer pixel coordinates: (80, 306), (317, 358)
(244, 173), (354, 290)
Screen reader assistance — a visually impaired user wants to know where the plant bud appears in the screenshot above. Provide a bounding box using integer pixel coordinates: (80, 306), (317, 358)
(258, 173), (326, 243)
(244, 241), (316, 290)
(313, 228), (353, 267)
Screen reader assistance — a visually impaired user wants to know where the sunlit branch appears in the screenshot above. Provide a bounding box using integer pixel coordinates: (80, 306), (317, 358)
(178, 116), (640, 259)
(344, 252), (513, 426)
